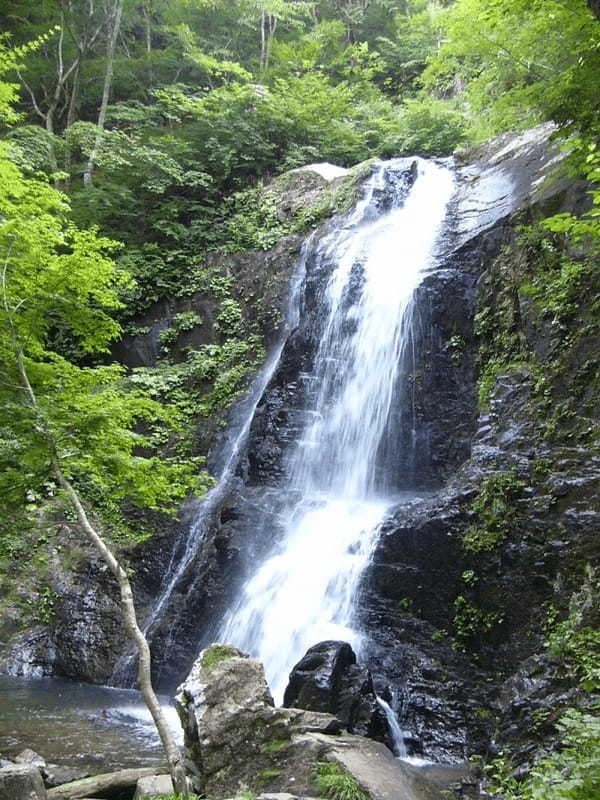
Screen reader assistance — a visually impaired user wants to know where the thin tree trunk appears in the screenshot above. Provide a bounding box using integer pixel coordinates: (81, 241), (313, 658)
(264, 15), (277, 70)
(84, 0), (124, 187)
(260, 10), (267, 70)
(51, 461), (189, 796)
(5, 335), (188, 796)
(143, 3), (154, 89)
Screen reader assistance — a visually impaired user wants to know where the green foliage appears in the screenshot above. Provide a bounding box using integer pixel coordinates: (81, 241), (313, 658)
(462, 471), (525, 553)
(260, 739), (290, 753)
(386, 97), (469, 156)
(146, 795), (200, 800)
(257, 768), (283, 784)
(488, 710), (600, 800)
(158, 311), (203, 351)
(33, 585), (59, 624)
(397, 596), (413, 612)
(201, 643), (240, 669)
(0, 75), (208, 566)
(453, 595), (501, 650)
(545, 569), (600, 692)
(423, 0), (600, 141)
(313, 762), (369, 800)
(447, 334), (466, 365)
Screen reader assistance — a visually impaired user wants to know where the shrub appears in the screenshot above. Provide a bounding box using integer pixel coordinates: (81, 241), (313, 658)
(313, 762), (369, 800)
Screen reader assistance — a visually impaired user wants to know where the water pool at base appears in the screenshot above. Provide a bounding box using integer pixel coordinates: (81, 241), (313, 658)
(0, 675), (182, 772)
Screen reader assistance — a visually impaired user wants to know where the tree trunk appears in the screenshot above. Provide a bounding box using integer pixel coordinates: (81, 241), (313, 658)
(264, 15), (277, 70)
(260, 10), (267, 70)
(12, 349), (188, 797)
(83, 0), (125, 187)
(47, 766), (169, 800)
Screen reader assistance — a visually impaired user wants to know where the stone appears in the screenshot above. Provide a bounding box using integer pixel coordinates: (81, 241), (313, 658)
(42, 766), (90, 790)
(175, 644), (462, 800)
(133, 774), (174, 798)
(0, 764), (47, 800)
(283, 641), (388, 741)
(15, 751), (46, 771)
(284, 641), (356, 712)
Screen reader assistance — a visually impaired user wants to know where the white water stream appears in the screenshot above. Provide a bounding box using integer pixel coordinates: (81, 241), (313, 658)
(219, 159), (455, 701)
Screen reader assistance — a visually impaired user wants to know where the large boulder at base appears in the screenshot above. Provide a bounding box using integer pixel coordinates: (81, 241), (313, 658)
(0, 764), (47, 800)
(283, 641), (388, 741)
(175, 644), (466, 800)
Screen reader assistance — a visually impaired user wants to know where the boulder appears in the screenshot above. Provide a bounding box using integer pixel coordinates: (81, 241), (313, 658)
(0, 764), (47, 800)
(175, 644), (462, 800)
(283, 641), (388, 741)
(133, 774), (174, 798)
(174, 644), (334, 797)
(15, 750), (46, 771)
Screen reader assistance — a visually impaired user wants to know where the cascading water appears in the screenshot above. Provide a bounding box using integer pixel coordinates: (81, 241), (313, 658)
(377, 696), (407, 759)
(219, 159), (455, 701)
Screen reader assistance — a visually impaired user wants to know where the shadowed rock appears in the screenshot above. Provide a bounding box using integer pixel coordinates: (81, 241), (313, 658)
(283, 641), (389, 741)
(0, 764), (47, 800)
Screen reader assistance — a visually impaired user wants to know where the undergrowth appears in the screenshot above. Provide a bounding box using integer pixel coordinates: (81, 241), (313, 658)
(313, 762), (369, 800)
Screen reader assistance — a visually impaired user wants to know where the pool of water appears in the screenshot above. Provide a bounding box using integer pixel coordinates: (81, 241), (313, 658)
(0, 675), (183, 772)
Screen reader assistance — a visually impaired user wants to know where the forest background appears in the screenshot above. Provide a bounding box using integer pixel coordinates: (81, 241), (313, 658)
(0, 2), (599, 797)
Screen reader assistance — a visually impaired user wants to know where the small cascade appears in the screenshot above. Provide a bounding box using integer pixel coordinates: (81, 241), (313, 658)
(377, 696), (407, 759)
(218, 159), (455, 700)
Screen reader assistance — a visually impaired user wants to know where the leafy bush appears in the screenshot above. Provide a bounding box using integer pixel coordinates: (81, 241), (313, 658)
(453, 595), (500, 650)
(488, 710), (600, 800)
(462, 471), (525, 553)
(385, 97), (470, 156)
(545, 569), (600, 692)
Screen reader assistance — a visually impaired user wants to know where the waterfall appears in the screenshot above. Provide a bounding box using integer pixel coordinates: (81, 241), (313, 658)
(377, 696), (407, 758)
(218, 159), (455, 700)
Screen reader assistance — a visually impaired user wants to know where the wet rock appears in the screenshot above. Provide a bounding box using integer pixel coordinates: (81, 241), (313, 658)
(0, 764), (47, 800)
(283, 641), (388, 741)
(176, 645), (462, 800)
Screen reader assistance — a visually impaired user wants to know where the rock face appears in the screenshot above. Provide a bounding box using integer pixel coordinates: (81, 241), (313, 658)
(0, 764), (47, 800)
(283, 641), (388, 741)
(175, 644), (467, 800)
